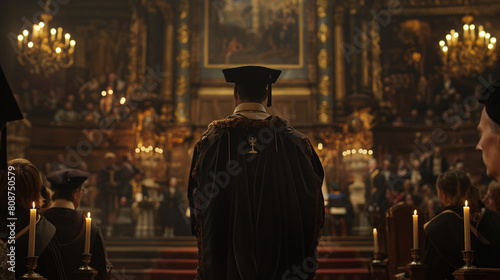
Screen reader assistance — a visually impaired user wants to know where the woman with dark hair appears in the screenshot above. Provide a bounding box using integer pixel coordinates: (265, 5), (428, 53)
(423, 170), (500, 280)
(0, 159), (66, 280)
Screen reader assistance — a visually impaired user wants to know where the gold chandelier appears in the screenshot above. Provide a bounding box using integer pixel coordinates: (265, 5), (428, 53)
(439, 16), (496, 77)
(16, 0), (75, 76)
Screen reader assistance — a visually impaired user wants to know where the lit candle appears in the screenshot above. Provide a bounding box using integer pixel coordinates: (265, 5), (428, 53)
(446, 34), (452, 46)
(69, 40), (75, 53)
(33, 24), (38, 38)
(373, 228), (379, 253)
(463, 24), (469, 39)
(50, 28), (56, 41)
(413, 210), (418, 249)
(470, 24), (476, 41)
(18, 35), (23, 50)
(57, 27), (63, 41)
(85, 212), (91, 254)
(64, 33), (70, 47)
(464, 200), (470, 251)
(23, 30), (28, 44)
(28, 202), (36, 257)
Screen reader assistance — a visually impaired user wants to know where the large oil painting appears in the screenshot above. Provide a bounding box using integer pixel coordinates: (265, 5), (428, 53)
(204, 0), (304, 68)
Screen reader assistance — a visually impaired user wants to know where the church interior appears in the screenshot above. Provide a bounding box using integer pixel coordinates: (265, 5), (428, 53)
(1, 0), (500, 279)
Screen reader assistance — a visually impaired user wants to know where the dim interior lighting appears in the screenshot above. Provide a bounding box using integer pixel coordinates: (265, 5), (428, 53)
(318, 143), (323, 151)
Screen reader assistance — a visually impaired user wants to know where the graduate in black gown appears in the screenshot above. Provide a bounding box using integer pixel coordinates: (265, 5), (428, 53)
(0, 158), (66, 280)
(44, 169), (111, 280)
(424, 170), (500, 280)
(188, 66), (324, 280)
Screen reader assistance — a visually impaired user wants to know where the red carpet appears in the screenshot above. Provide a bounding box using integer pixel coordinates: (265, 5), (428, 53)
(107, 237), (371, 280)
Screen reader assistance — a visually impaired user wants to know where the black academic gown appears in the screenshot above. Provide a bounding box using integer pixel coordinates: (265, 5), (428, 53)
(423, 205), (500, 280)
(43, 207), (111, 280)
(188, 115), (324, 280)
(9, 214), (66, 280)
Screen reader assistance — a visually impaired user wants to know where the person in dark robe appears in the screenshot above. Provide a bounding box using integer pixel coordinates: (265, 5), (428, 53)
(365, 159), (387, 212)
(96, 152), (127, 236)
(159, 177), (185, 238)
(0, 158), (66, 280)
(423, 170), (500, 280)
(188, 66), (324, 280)
(44, 169), (111, 280)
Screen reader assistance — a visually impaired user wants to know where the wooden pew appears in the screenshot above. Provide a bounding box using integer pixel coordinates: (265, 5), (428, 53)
(385, 202), (426, 279)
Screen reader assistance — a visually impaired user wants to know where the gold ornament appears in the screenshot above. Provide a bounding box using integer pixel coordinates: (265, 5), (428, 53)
(317, 23), (331, 44)
(317, 0), (328, 18)
(318, 49), (329, 69)
(179, 0), (189, 20)
(318, 75), (330, 96)
(318, 101), (331, 123)
(176, 49), (190, 68)
(177, 24), (190, 44)
(176, 75), (188, 96)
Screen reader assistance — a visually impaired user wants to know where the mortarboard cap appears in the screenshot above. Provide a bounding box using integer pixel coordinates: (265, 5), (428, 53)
(479, 79), (500, 126)
(47, 169), (90, 190)
(0, 65), (24, 170)
(222, 66), (281, 107)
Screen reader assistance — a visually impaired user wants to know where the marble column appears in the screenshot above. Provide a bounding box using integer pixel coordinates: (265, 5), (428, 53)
(333, 6), (346, 119)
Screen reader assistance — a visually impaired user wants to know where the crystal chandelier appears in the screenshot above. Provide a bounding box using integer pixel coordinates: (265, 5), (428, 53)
(16, 0), (75, 76)
(439, 16), (496, 77)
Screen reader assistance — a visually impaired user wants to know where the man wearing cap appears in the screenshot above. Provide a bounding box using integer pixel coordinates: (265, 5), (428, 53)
(44, 169), (111, 280)
(477, 81), (500, 182)
(188, 66), (324, 280)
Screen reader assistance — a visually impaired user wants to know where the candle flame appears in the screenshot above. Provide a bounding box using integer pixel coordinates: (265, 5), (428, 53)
(414, 210), (417, 215)
(87, 212), (91, 218)
(373, 228), (377, 234)
(465, 200), (468, 207)
(32, 201), (35, 209)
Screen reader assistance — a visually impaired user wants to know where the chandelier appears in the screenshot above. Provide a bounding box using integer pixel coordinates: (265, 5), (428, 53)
(438, 16), (496, 77)
(16, 0), (75, 76)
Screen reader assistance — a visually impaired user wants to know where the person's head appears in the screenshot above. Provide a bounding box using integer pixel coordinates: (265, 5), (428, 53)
(368, 159), (377, 170)
(47, 169), (90, 209)
(169, 177), (178, 188)
(482, 181), (500, 212)
(223, 66), (281, 107)
(436, 170), (480, 211)
(476, 81), (500, 180)
(0, 159), (44, 214)
(105, 152), (116, 167)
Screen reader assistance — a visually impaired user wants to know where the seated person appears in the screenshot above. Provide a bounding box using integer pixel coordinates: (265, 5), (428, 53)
(0, 159), (66, 279)
(482, 180), (500, 213)
(43, 169), (111, 280)
(424, 170), (500, 280)
(324, 183), (354, 236)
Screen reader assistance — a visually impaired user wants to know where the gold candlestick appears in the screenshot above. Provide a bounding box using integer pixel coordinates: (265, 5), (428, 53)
(73, 254), (98, 280)
(410, 248), (423, 265)
(78, 253), (94, 270)
(19, 256), (47, 280)
(461, 250), (477, 270)
(372, 252), (381, 263)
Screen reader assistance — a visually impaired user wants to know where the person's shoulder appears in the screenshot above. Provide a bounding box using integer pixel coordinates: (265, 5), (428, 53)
(424, 209), (460, 233)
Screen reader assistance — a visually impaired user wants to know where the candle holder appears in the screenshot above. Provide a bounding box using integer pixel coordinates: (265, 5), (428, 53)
(78, 253), (94, 270)
(72, 254), (98, 280)
(19, 256), (47, 280)
(410, 248), (423, 265)
(372, 252), (381, 263)
(461, 250), (477, 270)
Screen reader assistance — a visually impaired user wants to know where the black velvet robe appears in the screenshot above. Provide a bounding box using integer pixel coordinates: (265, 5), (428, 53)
(423, 205), (500, 280)
(43, 207), (111, 280)
(8, 214), (66, 280)
(188, 116), (324, 280)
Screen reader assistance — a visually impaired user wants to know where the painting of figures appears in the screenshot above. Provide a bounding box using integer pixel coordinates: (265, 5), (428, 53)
(204, 0), (303, 68)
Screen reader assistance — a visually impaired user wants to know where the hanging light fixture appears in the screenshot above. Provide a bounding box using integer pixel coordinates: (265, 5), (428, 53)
(438, 15), (496, 77)
(16, 0), (75, 76)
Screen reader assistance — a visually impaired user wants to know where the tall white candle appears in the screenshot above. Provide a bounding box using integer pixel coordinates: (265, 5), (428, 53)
(84, 212), (91, 254)
(413, 210), (418, 249)
(373, 228), (379, 253)
(28, 202), (36, 257)
(464, 200), (470, 251)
